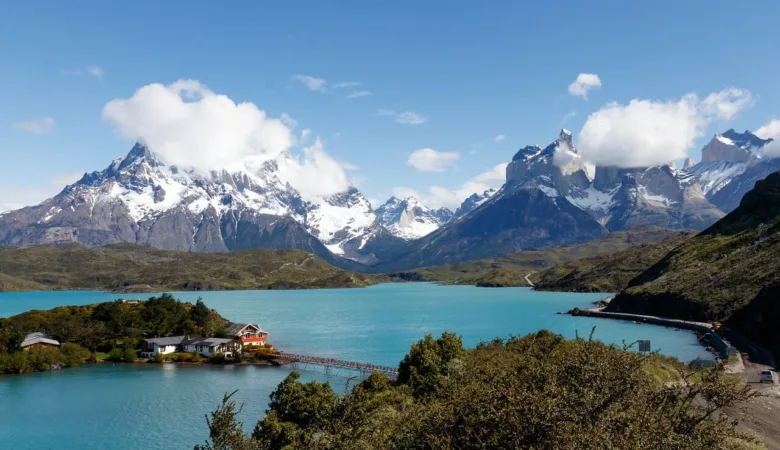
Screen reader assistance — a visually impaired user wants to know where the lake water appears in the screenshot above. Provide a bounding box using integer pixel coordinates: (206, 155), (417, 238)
(0, 283), (711, 449)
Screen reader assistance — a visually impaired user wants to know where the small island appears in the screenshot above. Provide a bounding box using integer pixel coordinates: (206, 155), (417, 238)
(0, 294), (279, 375)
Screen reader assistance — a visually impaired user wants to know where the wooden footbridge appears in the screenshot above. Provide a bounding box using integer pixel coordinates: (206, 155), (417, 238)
(277, 352), (398, 378)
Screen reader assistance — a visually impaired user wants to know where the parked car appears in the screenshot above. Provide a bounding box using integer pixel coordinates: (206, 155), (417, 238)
(760, 370), (776, 383)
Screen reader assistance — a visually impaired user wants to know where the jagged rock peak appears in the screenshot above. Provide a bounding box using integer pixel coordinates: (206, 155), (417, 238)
(558, 128), (573, 146)
(683, 157), (696, 170)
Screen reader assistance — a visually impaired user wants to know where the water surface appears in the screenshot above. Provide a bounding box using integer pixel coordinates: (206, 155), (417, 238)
(0, 284), (711, 449)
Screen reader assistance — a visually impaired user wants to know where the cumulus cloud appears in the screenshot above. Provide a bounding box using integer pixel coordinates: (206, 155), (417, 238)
(395, 111), (427, 125)
(578, 88), (753, 168)
(552, 140), (581, 170)
(568, 73), (602, 99)
(394, 163), (507, 210)
(292, 74), (326, 91)
(102, 79), (353, 199)
(756, 118), (780, 159)
(494, 134), (506, 142)
(12, 117), (55, 134)
(407, 148), (460, 172)
(346, 90), (372, 99)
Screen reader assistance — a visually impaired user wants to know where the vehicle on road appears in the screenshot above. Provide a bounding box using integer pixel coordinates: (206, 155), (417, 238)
(760, 370), (776, 383)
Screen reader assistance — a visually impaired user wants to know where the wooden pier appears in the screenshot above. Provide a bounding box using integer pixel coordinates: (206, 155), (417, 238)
(277, 352), (398, 377)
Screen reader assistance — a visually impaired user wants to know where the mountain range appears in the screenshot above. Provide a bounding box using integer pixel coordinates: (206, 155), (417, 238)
(0, 128), (775, 271)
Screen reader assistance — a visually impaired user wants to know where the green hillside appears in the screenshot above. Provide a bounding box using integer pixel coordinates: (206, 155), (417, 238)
(608, 171), (780, 358)
(0, 244), (381, 292)
(532, 232), (695, 293)
(389, 227), (692, 287)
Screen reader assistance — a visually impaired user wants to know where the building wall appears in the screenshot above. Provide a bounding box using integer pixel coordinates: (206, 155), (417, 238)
(21, 343), (60, 352)
(153, 344), (178, 355)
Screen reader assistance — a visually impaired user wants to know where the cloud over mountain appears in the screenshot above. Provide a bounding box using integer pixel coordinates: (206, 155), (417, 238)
(568, 73), (602, 99)
(578, 88), (753, 168)
(102, 79), (352, 199)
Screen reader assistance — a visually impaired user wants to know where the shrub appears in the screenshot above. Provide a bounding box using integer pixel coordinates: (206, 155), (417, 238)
(107, 348), (124, 362)
(60, 343), (90, 367)
(123, 348), (138, 362)
(176, 352), (193, 363)
(191, 352), (203, 363)
(209, 352), (226, 364)
(154, 353), (164, 363)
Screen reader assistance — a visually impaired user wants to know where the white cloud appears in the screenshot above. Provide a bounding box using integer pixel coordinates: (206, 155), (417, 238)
(0, 172), (82, 213)
(333, 81), (360, 89)
(280, 113), (298, 130)
(494, 134), (506, 142)
(699, 88), (753, 120)
(102, 79), (352, 199)
(276, 138), (352, 199)
(756, 118), (780, 159)
(299, 128), (312, 146)
(61, 65), (103, 80)
(568, 73), (602, 99)
(377, 109), (396, 116)
(12, 117), (55, 134)
(292, 74), (326, 91)
(395, 111), (427, 125)
(341, 162), (359, 171)
(578, 88), (753, 168)
(346, 90), (372, 99)
(406, 148), (460, 172)
(393, 163), (507, 210)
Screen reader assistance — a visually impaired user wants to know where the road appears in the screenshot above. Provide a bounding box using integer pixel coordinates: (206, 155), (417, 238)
(721, 330), (780, 449)
(524, 274), (535, 287)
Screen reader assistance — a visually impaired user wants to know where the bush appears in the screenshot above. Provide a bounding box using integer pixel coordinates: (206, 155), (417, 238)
(123, 348), (138, 362)
(107, 348), (124, 362)
(60, 343), (91, 367)
(209, 352), (226, 364)
(154, 353), (165, 363)
(176, 352), (193, 363)
(191, 352), (203, 363)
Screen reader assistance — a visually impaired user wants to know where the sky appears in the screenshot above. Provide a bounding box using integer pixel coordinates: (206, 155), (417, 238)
(2, 1), (780, 212)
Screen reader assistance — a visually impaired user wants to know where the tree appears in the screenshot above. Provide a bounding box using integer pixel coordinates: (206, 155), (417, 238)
(191, 298), (211, 329)
(195, 391), (260, 450)
(396, 331), (465, 397)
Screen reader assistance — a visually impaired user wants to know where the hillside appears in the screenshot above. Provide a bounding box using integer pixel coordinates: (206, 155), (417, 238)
(0, 244), (380, 292)
(388, 227), (691, 287)
(608, 170), (780, 358)
(532, 231), (695, 293)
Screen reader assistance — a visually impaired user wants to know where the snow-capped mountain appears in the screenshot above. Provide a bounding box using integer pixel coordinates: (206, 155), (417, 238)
(453, 189), (496, 218)
(0, 143), (376, 262)
(375, 196), (453, 240)
(685, 129), (777, 212)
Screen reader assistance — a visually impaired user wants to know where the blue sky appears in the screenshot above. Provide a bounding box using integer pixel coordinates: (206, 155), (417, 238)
(2, 1), (780, 211)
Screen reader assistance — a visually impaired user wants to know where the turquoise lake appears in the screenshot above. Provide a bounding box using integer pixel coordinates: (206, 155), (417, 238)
(0, 283), (712, 449)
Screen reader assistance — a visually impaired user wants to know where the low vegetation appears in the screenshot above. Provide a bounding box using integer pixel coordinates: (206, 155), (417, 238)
(197, 330), (760, 450)
(532, 232), (695, 292)
(609, 171), (780, 360)
(0, 243), (381, 292)
(388, 227), (692, 287)
(0, 294), (225, 374)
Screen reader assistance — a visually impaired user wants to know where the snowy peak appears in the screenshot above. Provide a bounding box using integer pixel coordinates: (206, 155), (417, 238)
(702, 129), (772, 163)
(683, 157), (696, 170)
(454, 189), (496, 218)
(375, 196), (453, 240)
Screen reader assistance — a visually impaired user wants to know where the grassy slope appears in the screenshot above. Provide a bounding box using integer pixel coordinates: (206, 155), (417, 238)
(608, 171), (780, 358)
(532, 232), (695, 293)
(389, 227), (692, 287)
(0, 244), (382, 292)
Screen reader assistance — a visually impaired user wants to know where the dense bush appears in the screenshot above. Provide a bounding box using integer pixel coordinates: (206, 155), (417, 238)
(209, 352), (227, 364)
(0, 343), (91, 374)
(197, 330), (759, 450)
(107, 348), (124, 362)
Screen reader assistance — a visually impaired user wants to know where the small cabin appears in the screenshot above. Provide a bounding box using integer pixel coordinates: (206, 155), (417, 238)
(21, 332), (60, 351)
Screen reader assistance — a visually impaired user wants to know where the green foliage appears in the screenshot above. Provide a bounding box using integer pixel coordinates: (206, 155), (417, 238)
(123, 348), (138, 362)
(0, 244), (380, 292)
(397, 331), (465, 397)
(195, 391), (261, 450)
(201, 330), (759, 450)
(0, 294), (227, 373)
(0, 343), (91, 374)
(192, 352), (203, 363)
(107, 348), (124, 362)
